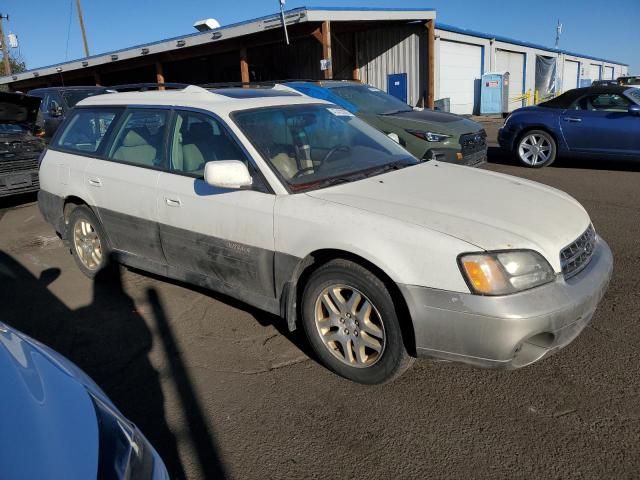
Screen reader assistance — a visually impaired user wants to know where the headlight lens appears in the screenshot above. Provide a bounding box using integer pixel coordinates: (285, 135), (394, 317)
(459, 250), (555, 295)
(406, 129), (451, 143)
(91, 394), (159, 479)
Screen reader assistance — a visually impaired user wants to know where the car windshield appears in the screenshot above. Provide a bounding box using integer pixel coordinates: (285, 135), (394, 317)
(619, 77), (640, 86)
(0, 124), (26, 134)
(330, 85), (413, 115)
(62, 89), (105, 107)
(233, 104), (417, 193)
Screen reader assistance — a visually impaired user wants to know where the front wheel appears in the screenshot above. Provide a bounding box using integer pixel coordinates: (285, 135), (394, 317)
(301, 259), (414, 384)
(516, 130), (557, 168)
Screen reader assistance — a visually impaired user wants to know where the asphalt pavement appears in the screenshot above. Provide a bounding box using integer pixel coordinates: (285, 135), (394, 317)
(1, 136), (639, 479)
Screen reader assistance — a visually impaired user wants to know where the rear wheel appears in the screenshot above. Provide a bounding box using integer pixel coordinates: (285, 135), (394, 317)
(517, 130), (557, 168)
(301, 259), (414, 384)
(68, 205), (111, 279)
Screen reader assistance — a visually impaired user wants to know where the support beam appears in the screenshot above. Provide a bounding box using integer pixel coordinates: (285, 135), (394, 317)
(426, 19), (435, 109)
(321, 21), (333, 80)
(240, 47), (249, 84)
(352, 32), (360, 81)
(93, 72), (101, 86)
(155, 61), (165, 89)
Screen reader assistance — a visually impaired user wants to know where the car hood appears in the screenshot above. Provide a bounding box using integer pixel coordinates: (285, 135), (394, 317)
(306, 162), (591, 271)
(0, 323), (99, 479)
(372, 109), (483, 135)
(0, 92), (41, 127)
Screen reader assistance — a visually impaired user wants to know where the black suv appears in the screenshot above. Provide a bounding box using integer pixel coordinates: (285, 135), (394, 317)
(28, 86), (109, 139)
(0, 92), (45, 198)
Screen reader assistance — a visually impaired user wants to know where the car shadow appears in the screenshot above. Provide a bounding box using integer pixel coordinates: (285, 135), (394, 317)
(0, 251), (228, 480)
(487, 146), (640, 172)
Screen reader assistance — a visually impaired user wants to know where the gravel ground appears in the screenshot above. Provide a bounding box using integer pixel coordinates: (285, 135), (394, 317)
(1, 136), (638, 479)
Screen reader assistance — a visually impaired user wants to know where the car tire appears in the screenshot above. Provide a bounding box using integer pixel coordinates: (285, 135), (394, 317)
(68, 205), (111, 279)
(516, 129), (557, 168)
(301, 259), (414, 384)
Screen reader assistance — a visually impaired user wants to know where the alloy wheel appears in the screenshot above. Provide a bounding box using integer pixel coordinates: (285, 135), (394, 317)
(73, 219), (103, 271)
(518, 133), (553, 166)
(314, 284), (386, 368)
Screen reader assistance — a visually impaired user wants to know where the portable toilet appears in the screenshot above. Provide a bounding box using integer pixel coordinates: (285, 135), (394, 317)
(481, 72), (510, 115)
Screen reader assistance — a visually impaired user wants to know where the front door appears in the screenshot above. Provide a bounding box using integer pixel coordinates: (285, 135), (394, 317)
(156, 109), (276, 299)
(561, 92), (640, 156)
(85, 108), (169, 263)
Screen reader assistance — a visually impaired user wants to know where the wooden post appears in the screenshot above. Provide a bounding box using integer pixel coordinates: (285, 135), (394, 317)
(426, 19), (435, 109)
(93, 72), (101, 86)
(352, 32), (360, 81)
(240, 47), (249, 84)
(321, 21), (333, 80)
(155, 61), (165, 90)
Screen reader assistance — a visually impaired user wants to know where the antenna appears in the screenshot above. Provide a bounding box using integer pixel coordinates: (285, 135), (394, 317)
(555, 19), (562, 49)
(279, 0), (290, 45)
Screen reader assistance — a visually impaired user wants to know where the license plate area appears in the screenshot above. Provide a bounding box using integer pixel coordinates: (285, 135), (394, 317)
(5, 173), (32, 189)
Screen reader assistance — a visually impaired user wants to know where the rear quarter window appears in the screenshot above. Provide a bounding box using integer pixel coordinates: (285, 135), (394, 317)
(55, 108), (123, 154)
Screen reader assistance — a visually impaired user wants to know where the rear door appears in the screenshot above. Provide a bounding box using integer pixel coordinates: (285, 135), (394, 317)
(84, 107), (169, 262)
(561, 93), (640, 156)
(156, 109), (276, 299)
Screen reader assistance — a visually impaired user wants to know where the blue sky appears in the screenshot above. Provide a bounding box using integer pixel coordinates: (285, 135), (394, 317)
(5, 0), (639, 73)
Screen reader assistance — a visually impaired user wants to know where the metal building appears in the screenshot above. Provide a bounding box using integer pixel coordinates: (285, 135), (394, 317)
(0, 6), (629, 116)
(0, 7), (437, 107)
(434, 24), (629, 115)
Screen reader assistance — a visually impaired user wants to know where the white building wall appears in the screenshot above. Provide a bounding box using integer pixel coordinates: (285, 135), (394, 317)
(435, 26), (628, 112)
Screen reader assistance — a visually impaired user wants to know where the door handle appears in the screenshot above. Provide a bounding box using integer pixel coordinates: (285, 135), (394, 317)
(88, 177), (102, 187)
(165, 197), (181, 207)
(563, 117), (582, 123)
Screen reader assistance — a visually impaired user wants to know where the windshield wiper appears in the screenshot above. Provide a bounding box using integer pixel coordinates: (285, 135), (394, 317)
(362, 160), (414, 178)
(379, 109), (413, 115)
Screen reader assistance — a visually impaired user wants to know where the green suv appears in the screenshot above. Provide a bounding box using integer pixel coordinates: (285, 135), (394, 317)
(287, 81), (487, 166)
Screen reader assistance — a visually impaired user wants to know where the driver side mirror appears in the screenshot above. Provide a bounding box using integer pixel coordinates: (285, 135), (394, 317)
(204, 160), (253, 189)
(629, 104), (640, 116)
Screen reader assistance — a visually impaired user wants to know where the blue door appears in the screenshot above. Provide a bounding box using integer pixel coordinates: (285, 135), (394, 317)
(560, 92), (640, 157)
(387, 73), (408, 103)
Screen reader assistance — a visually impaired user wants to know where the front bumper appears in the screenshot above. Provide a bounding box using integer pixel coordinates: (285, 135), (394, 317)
(424, 147), (487, 167)
(498, 127), (516, 151)
(400, 237), (613, 369)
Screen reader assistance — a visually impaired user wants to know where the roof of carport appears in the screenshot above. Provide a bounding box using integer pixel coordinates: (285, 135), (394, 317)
(0, 6), (436, 86)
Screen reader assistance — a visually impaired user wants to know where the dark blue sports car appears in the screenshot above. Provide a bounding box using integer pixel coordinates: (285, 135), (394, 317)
(499, 86), (640, 167)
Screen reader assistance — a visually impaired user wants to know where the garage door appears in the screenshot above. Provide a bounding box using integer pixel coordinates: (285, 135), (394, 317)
(589, 64), (602, 83)
(562, 60), (580, 91)
(603, 66), (615, 80)
(496, 49), (525, 111)
(438, 41), (483, 115)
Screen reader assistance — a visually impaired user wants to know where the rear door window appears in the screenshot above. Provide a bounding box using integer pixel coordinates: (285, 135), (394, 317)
(55, 108), (122, 154)
(107, 109), (169, 169)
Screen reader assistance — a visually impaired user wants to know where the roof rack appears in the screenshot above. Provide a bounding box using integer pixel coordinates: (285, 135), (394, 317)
(106, 82), (191, 92)
(199, 79), (329, 89)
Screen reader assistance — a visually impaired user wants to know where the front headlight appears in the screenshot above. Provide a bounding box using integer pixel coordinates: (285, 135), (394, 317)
(406, 129), (451, 143)
(91, 394), (166, 479)
(459, 250), (555, 295)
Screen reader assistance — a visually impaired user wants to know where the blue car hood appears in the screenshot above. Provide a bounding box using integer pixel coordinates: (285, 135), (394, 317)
(0, 324), (99, 480)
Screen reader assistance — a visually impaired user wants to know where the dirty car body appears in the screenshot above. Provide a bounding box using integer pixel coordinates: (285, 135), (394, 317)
(0, 92), (45, 198)
(37, 86), (612, 382)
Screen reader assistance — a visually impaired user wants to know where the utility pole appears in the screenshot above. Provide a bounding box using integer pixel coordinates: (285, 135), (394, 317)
(0, 13), (10, 75)
(555, 19), (562, 49)
(75, 0), (90, 57)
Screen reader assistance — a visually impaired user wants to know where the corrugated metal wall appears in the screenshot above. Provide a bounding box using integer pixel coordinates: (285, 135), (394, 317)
(356, 24), (427, 107)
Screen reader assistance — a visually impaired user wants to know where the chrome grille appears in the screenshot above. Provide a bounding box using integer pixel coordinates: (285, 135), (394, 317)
(560, 225), (596, 279)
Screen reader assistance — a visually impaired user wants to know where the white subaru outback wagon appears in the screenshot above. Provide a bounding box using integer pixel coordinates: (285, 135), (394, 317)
(38, 85), (613, 384)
